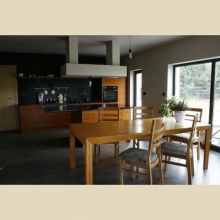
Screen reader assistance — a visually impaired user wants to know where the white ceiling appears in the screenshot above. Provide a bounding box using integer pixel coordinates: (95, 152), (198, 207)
(0, 35), (188, 57)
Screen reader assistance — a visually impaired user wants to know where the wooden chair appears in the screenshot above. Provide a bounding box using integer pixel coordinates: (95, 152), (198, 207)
(161, 115), (198, 185)
(168, 108), (203, 159)
(94, 107), (120, 165)
(133, 106), (154, 148)
(118, 117), (165, 185)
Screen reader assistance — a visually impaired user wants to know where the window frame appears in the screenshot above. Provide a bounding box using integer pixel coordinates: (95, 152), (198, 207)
(173, 58), (220, 150)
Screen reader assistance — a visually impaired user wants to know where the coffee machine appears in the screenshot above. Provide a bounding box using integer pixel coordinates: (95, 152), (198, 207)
(37, 92), (44, 104)
(57, 94), (63, 104)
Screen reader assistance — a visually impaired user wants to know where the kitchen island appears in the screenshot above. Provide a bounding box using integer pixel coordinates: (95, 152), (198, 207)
(19, 103), (133, 133)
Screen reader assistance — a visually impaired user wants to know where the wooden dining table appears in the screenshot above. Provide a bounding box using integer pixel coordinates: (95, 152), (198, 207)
(69, 117), (211, 185)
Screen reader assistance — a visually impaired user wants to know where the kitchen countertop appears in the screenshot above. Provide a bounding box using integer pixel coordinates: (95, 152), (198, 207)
(19, 102), (133, 112)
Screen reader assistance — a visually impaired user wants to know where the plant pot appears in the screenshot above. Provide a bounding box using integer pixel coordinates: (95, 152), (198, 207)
(174, 111), (185, 122)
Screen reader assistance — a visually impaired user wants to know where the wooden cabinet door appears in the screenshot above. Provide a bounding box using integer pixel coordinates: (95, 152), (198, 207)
(0, 65), (19, 131)
(82, 110), (98, 123)
(120, 108), (131, 120)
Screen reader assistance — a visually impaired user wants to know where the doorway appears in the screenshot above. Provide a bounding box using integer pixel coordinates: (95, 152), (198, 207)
(134, 70), (142, 106)
(0, 65), (19, 131)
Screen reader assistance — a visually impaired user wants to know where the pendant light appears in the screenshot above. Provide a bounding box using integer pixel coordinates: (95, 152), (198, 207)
(128, 36), (132, 58)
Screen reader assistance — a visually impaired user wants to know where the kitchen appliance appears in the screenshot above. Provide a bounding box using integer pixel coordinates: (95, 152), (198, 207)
(18, 73), (24, 77)
(37, 92), (44, 104)
(103, 86), (118, 102)
(57, 94), (63, 104)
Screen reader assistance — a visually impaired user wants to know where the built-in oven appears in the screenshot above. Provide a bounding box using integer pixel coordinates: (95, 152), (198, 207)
(103, 86), (118, 102)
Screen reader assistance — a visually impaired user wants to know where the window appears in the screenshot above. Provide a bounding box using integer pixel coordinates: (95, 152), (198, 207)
(173, 59), (220, 149)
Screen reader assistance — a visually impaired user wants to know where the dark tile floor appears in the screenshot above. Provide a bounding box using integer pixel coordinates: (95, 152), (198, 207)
(0, 129), (219, 185)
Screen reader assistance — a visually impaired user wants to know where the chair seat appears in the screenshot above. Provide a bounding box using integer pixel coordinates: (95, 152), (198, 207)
(118, 148), (158, 164)
(161, 142), (191, 156)
(170, 133), (198, 142)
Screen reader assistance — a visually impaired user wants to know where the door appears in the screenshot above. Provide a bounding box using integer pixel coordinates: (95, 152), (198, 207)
(0, 65), (19, 131)
(134, 71), (142, 106)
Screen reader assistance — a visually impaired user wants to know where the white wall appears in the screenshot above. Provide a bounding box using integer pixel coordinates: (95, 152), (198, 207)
(121, 36), (220, 116)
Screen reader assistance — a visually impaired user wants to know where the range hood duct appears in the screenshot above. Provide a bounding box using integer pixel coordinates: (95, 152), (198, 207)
(60, 36), (127, 78)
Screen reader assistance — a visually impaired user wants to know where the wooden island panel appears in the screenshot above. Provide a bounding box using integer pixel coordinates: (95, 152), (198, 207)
(19, 105), (71, 133)
(82, 110), (98, 123)
(19, 105), (131, 133)
(82, 108), (131, 122)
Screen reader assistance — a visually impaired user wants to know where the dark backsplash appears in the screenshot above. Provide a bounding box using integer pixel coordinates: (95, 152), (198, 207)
(18, 78), (102, 104)
(0, 52), (105, 104)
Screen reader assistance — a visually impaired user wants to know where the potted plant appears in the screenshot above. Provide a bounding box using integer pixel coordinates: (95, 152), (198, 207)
(159, 96), (189, 122)
(158, 96), (176, 117)
(169, 97), (189, 122)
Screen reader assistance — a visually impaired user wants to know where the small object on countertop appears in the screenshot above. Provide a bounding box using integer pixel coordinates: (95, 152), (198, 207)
(58, 105), (63, 110)
(18, 73), (24, 77)
(57, 94), (63, 104)
(63, 92), (67, 103)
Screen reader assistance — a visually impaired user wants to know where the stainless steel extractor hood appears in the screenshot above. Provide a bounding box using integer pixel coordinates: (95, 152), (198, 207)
(60, 36), (127, 78)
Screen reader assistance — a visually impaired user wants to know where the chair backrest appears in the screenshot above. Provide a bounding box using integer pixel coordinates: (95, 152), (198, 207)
(185, 108), (203, 122)
(133, 106), (154, 120)
(98, 107), (120, 122)
(187, 115), (199, 151)
(147, 117), (165, 159)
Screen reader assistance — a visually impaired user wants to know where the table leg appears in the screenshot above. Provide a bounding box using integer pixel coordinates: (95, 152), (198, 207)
(203, 127), (211, 169)
(85, 140), (93, 185)
(70, 131), (76, 168)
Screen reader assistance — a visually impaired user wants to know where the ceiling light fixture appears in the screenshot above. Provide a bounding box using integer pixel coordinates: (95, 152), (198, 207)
(128, 36), (132, 58)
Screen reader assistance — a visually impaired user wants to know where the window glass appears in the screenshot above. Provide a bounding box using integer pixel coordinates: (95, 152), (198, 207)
(135, 73), (142, 106)
(175, 63), (212, 123)
(212, 62), (220, 144)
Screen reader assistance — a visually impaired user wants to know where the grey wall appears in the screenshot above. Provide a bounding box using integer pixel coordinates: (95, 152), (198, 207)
(121, 36), (220, 116)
